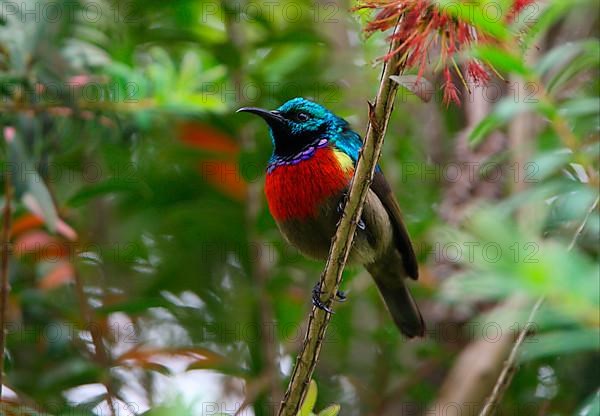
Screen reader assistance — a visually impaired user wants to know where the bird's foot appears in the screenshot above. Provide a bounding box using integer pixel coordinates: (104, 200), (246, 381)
(312, 282), (347, 313)
(357, 217), (366, 231)
(337, 194), (366, 230)
(336, 290), (347, 301)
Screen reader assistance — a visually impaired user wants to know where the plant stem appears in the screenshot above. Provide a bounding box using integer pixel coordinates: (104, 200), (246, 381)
(478, 297), (544, 416)
(0, 175), (12, 397)
(73, 271), (117, 416)
(568, 196), (599, 251)
(480, 195), (600, 416)
(277, 23), (403, 416)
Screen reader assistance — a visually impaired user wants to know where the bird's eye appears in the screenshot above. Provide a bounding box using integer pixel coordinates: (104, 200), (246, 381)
(296, 112), (309, 122)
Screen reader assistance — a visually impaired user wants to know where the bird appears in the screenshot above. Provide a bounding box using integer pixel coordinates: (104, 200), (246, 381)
(237, 98), (425, 338)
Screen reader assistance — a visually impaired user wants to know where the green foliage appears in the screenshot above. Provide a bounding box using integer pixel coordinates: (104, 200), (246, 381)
(0, 0), (597, 415)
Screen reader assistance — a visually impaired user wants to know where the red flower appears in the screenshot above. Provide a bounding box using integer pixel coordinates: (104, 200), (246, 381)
(355, 0), (534, 105)
(442, 68), (460, 106)
(467, 61), (490, 85)
(510, 0), (536, 18)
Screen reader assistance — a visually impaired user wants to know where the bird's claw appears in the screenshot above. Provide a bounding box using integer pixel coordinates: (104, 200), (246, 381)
(312, 282), (347, 313)
(336, 290), (347, 302)
(337, 196), (367, 231)
(357, 218), (366, 230)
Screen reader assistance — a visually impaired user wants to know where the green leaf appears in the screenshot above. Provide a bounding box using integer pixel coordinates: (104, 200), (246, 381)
(97, 297), (170, 315)
(520, 329), (600, 362)
(6, 129), (59, 232)
(469, 113), (502, 147)
(318, 404), (341, 416)
(576, 390), (600, 416)
(535, 40), (596, 78)
(559, 98), (600, 119)
(472, 45), (529, 76)
(68, 178), (151, 207)
(298, 380), (318, 416)
(469, 98), (544, 146)
(22, 184), (59, 233)
(522, 0), (592, 52)
(142, 397), (195, 416)
(546, 42), (600, 94)
(528, 151), (570, 182)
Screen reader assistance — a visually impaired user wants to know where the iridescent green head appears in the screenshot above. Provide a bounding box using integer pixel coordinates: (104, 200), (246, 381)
(238, 97), (348, 158)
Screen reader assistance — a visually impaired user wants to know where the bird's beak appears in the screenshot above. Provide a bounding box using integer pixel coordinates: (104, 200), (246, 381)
(237, 107), (285, 129)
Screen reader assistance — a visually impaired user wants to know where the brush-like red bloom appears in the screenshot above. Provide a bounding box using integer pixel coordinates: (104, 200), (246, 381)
(510, 0), (536, 17)
(356, 0), (534, 105)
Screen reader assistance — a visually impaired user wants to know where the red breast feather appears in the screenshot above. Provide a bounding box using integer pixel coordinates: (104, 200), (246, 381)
(265, 148), (353, 221)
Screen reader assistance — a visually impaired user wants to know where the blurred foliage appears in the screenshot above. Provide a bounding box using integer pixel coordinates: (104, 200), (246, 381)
(0, 0), (598, 415)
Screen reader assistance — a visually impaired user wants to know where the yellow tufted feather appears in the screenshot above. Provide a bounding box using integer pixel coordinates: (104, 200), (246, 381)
(333, 149), (355, 173)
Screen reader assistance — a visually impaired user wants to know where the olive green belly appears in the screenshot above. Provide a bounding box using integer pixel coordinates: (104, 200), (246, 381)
(274, 190), (393, 266)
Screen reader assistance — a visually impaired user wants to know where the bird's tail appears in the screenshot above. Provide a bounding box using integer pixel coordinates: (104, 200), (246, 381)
(366, 254), (425, 338)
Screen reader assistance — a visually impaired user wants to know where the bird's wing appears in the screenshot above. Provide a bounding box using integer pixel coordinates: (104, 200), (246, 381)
(370, 171), (419, 280)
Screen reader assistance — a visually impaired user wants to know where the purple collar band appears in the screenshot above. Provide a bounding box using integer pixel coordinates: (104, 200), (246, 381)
(267, 138), (329, 173)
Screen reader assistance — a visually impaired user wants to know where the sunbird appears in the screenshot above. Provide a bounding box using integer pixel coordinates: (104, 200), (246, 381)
(238, 98), (425, 337)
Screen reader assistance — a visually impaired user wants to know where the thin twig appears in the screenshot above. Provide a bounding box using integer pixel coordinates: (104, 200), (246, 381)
(73, 271), (117, 416)
(479, 297), (544, 416)
(277, 22), (403, 416)
(0, 175), (12, 397)
(480, 195), (600, 416)
(568, 196), (599, 251)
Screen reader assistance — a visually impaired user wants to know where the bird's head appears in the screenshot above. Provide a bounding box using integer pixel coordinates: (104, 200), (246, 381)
(237, 98), (347, 158)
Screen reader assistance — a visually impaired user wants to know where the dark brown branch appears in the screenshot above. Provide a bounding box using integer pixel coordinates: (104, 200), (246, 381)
(277, 24), (403, 416)
(73, 271), (117, 416)
(0, 175), (12, 397)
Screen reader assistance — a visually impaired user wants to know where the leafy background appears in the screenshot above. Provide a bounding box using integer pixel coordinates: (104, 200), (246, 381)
(0, 0), (598, 415)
